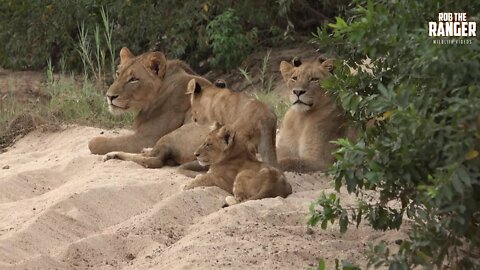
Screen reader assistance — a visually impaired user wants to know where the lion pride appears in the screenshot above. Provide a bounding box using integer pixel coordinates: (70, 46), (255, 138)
(100, 78), (230, 169)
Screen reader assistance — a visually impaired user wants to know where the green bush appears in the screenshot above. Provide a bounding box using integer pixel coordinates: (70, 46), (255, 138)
(0, 1), (349, 72)
(207, 8), (253, 70)
(309, 0), (480, 269)
(0, 1), (281, 71)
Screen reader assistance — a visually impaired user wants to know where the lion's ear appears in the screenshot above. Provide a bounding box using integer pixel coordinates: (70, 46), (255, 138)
(321, 58), (335, 73)
(292, 57), (302, 67)
(220, 126), (235, 146)
(280, 61), (294, 82)
(186, 79), (202, 95)
(316, 55), (328, 63)
(214, 79), (227, 88)
(145, 52), (167, 78)
(119, 47), (134, 64)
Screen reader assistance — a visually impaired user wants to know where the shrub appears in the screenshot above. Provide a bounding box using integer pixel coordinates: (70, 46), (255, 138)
(207, 9), (254, 70)
(309, 0), (480, 269)
(0, 1), (346, 72)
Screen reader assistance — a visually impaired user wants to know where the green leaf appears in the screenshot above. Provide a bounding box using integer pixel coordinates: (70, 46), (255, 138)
(339, 213), (349, 233)
(318, 259), (326, 270)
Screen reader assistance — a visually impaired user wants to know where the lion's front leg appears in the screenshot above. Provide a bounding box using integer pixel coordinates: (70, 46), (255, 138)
(88, 133), (156, 155)
(182, 173), (219, 190)
(103, 151), (164, 168)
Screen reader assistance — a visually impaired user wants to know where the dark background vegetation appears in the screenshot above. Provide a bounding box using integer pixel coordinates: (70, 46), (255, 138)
(0, 0), (347, 72)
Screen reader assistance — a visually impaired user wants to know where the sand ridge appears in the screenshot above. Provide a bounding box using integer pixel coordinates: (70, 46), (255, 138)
(0, 126), (405, 269)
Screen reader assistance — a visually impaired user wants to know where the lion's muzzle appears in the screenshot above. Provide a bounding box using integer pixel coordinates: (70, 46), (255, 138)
(106, 95), (119, 105)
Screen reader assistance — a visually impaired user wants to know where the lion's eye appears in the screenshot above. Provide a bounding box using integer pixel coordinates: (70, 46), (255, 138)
(128, 77), (139, 83)
(205, 143), (212, 147)
(310, 77), (319, 82)
(291, 76), (298, 81)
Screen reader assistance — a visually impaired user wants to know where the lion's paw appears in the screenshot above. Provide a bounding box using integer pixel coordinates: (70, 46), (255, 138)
(141, 148), (153, 155)
(103, 152), (120, 162)
(225, 196), (239, 206)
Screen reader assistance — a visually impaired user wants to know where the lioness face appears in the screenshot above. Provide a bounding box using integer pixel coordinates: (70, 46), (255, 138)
(280, 57), (334, 112)
(187, 78), (223, 125)
(194, 123), (235, 166)
(106, 47), (167, 115)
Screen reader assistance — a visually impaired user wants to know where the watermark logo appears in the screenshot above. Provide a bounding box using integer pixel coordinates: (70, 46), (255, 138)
(429, 13), (476, 45)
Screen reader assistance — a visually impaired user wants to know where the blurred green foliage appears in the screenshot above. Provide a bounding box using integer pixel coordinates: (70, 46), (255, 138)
(0, 0), (348, 72)
(309, 0), (480, 268)
(207, 8), (253, 70)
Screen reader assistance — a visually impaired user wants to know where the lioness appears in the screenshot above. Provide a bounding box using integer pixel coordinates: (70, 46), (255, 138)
(88, 47), (206, 155)
(277, 57), (356, 172)
(186, 78), (278, 165)
(183, 123), (292, 206)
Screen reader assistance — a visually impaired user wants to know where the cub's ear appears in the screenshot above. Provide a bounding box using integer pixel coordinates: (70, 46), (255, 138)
(321, 58), (335, 73)
(119, 47), (134, 64)
(280, 61), (294, 82)
(145, 51), (167, 78)
(316, 55), (328, 63)
(214, 79), (227, 88)
(186, 78), (202, 95)
(292, 57), (302, 67)
(210, 121), (223, 131)
(219, 126), (235, 146)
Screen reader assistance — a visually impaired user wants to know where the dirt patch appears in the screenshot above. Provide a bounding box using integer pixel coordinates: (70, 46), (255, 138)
(0, 68), (50, 105)
(0, 113), (58, 152)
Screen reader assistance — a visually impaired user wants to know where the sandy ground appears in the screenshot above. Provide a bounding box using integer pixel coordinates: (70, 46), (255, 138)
(0, 126), (407, 269)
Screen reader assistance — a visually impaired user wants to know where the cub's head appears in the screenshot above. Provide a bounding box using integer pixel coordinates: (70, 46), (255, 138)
(106, 47), (167, 115)
(280, 57), (335, 112)
(194, 122), (235, 166)
(186, 78), (227, 124)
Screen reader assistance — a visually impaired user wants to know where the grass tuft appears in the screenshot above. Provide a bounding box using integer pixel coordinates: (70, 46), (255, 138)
(239, 49), (289, 122)
(253, 91), (289, 122)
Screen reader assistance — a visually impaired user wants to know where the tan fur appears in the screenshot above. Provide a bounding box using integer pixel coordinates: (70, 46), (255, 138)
(88, 47), (206, 155)
(183, 124), (292, 206)
(186, 79), (278, 165)
(102, 123), (210, 168)
(277, 57), (356, 173)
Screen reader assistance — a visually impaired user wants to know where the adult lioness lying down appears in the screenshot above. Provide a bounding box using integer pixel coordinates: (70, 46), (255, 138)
(183, 123), (292, 206)
(277, 57), (356, 172)
(88, 47), (201, 155)
(186, 78), (278, 165)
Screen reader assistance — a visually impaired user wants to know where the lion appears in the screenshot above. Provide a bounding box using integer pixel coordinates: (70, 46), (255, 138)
(102, 122), (210, 168)
(102, 80), (230, 169)
(186, 78), (278, 165)
(88, 47), (211, 155)
(277, 57), (357, 173)
(183, 123), (292, 206)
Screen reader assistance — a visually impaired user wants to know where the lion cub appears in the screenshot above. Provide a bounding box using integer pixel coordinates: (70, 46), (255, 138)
(183, 123), (292, 206)
(186, 78), (278, 165)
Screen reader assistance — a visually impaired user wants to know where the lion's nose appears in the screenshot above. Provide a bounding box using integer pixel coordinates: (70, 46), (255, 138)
(194, 152), (200, 157)
(293, 89), (306, 97)
(106, 95), (119, 104)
